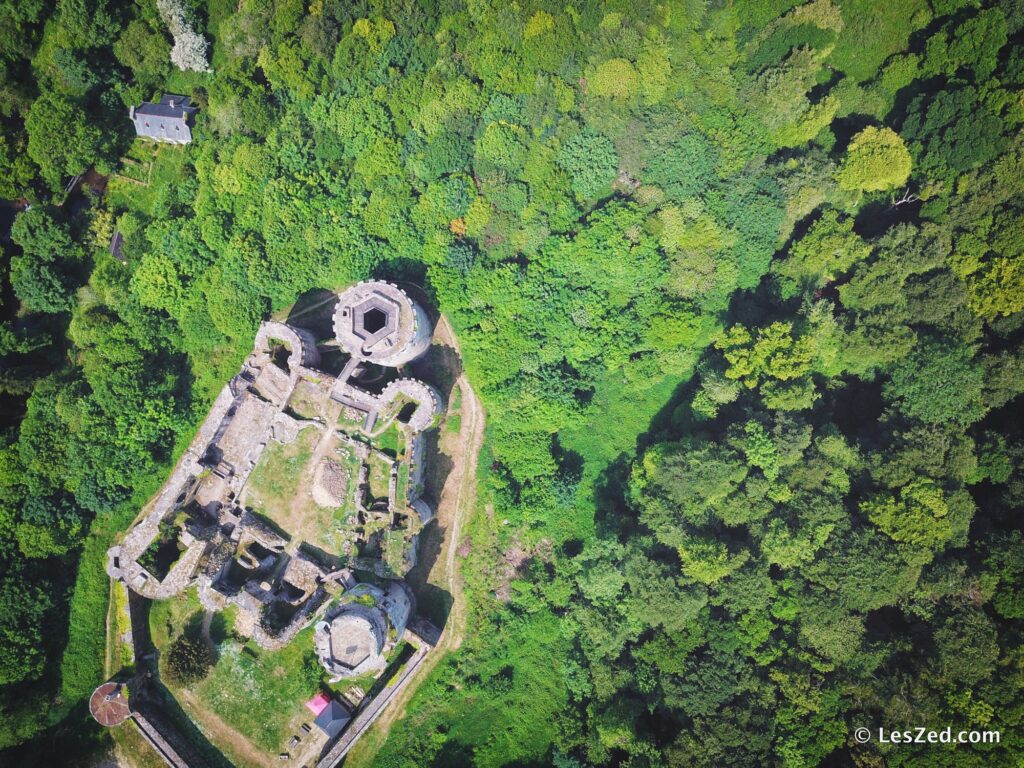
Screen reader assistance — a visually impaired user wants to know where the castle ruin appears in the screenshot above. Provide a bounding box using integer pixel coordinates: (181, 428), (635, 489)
(106, 282), (443, 653)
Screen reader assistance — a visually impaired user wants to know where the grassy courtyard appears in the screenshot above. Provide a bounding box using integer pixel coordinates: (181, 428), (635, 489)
(244, 426), (319, 517)
(243, 427), (363, 558)
(188, 629), (322, 754)
(149, 592), (324, 760)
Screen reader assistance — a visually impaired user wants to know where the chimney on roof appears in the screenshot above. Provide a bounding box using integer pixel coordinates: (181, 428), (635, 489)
(169, 98), (176, 108)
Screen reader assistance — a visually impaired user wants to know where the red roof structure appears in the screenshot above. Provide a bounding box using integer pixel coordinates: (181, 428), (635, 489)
(306, 692), (331, 716)
(90, 682), (132, 727)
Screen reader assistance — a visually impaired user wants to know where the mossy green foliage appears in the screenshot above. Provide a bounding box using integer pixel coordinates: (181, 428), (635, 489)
(106, 143), (192, 218)
(373, 422), (404, 458)
(836, 126), (912, 192)
(367, 453), (392, 501)
(374, 610), (570, 768)
(828, 0), (931, 81)
(148, 589), (203, 650)
(395, 461), (410, 507)
(58, 531), (110, 705)
(110, 582), (133, 671)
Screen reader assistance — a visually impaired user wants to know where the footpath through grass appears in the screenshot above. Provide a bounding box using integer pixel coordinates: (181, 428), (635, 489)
(151, 592), (322, 758)
(185, 631), (322, 755)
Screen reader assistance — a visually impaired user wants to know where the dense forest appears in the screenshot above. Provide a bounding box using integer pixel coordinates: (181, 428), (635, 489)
(1, 0), (1023, 766)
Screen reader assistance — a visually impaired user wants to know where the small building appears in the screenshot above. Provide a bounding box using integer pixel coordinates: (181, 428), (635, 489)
(130, 94), (197, 144)
(313, 700), (351, 739)
(109, 230), (124, 262)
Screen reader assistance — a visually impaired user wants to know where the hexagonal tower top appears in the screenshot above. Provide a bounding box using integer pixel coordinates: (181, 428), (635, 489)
(333, 281), (432, 366)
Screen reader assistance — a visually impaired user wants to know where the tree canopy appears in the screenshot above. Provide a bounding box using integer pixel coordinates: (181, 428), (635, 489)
(0, 0), (1023, 766)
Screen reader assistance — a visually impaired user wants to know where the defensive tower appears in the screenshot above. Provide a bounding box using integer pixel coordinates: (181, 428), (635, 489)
(333, 281), (431, 366)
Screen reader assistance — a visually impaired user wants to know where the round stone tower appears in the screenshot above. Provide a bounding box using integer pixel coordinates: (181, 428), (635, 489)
(90, 681), (131, 726)
(313, 582), (414, 680)
(333, 281), (432, 367)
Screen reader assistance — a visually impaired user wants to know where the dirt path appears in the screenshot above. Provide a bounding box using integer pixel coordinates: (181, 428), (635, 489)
(343, 315), (485, 766)
(284, 424), (336, 552)
(200, 610), (215, 654)
(177, 688), (275, 768)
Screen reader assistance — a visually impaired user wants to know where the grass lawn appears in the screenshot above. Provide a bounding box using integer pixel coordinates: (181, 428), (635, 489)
(107, 142), (191, 218)
(367, 453), (392, 500)
(325, 669), (379, 700)
(446, 413), (461, 434)
(553, 364), (696, 545)
(149, 588), (203, 648)
(828, 0), (930, 81)
(110, 582), (134, 673)
(245, 429), (364, 556)
(244, 426), (318, 522)
(374, 422), (404, 458)
(395, 461), (410, 507)
(188, 630), (322, 754)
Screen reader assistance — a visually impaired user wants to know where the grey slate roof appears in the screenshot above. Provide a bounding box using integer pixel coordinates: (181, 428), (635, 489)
(313, 700), (351, 738)
(109, 230), (124, 262)
(131, 94), (197, 143)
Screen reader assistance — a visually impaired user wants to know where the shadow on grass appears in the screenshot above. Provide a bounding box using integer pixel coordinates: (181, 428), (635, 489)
(364, 642), (418, 702)
(0, 700), (111, 768)
(134, 678), (234, 768)
(128, 596), (234, 768)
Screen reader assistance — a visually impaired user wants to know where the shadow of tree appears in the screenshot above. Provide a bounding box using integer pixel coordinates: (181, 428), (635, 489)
(429, 738), (476, 767)
(0, 701), (112, 768)
(126, 598), (234, 768)
(134, 679), (234, 768)
(285, 288), (339, 340)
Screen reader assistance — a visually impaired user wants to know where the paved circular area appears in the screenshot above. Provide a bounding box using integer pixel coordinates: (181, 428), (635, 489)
(90, 682), (131, 726)
(330, 614), (379, 668)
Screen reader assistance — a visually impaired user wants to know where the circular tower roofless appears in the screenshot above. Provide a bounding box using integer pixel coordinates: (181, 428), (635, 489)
(334, 282), (432, 367)
(328, 613), (381, 670)
(314, 607), (387, 679)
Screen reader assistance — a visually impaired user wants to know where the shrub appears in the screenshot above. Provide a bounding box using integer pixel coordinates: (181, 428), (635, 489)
(164, 635), (213, 684)
(589, 58), (640, 99)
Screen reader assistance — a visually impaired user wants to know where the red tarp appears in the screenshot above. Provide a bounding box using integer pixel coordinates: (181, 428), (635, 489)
(305, 692), (331, 716)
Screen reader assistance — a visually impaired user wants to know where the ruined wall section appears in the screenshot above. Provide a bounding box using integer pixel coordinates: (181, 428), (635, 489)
(107, 320), (306, 600)
(254, 320), (321, 369)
